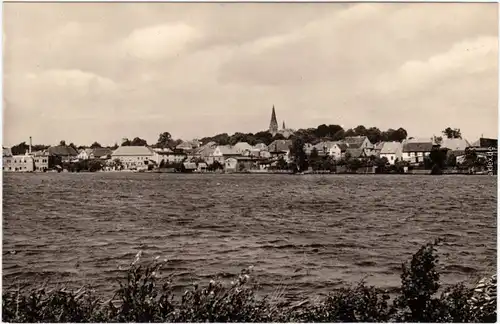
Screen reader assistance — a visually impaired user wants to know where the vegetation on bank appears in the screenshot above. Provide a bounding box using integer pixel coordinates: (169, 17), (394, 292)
(3, 240), (496, 322)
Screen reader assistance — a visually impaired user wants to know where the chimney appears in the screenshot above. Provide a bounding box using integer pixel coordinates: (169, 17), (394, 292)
(29, 136), (32, 154)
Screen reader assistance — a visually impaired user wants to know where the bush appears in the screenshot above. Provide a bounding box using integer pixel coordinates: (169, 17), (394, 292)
(3, 241), (496, 323)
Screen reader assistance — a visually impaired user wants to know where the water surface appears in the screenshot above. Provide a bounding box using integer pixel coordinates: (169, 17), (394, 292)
(3, 173), (497, 298)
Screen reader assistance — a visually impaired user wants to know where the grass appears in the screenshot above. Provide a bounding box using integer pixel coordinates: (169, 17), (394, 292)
(2, 239), (496, 322)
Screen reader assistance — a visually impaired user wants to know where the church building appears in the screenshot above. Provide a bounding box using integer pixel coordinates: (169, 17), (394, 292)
(268, 105), (294, 138)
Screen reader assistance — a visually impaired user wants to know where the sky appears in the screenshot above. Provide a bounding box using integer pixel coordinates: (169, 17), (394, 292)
(3, 2), (499, 147)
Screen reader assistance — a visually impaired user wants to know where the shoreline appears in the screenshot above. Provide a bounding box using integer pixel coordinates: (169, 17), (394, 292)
(3, 170), (496, 176)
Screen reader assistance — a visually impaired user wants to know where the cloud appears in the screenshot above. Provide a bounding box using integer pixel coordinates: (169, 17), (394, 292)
(119, 23), (201, 61)
(376, 36), (498, 95)
(2, 2), (498, 146)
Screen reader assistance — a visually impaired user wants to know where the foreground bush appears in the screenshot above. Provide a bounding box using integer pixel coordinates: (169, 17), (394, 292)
(2, 240), (496, 322)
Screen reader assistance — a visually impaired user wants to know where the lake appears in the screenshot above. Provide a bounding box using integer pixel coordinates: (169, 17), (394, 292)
(2, 173), (497, 299)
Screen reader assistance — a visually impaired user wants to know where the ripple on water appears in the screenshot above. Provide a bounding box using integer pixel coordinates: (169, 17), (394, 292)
(2, 173), (497, 297)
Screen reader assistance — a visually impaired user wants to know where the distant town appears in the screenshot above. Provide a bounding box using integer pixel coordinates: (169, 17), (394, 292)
(3, 106), (498, 175)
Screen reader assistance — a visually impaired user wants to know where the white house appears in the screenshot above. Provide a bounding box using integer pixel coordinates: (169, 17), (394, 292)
(379, 141), (403, 165)
(210, 145), (241, 164)
(233, 142), (253, 155)
(78, 148), (92, 160)
(111, 146), (156, 170)
(152, 148), (187, 165)
(224, 157), (239, 172)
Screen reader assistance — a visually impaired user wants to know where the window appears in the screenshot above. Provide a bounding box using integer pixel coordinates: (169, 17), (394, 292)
(391, 156), (394, 161)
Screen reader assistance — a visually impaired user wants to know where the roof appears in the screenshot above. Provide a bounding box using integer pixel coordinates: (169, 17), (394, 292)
(92, 147), (112, 158)
(198, 162), (208, 167)
(153, 147), (173, 154)
(337, 143), (348, 152)
(3, 147), (12, 157)
(215, 145), (240, 155)
(48, 145), (78, 156)
(403, 142), (434, 152)
(253, 143), (268, 150)
(183, 162), (197, 169)
(380, 142), (402, 154)
(78, 148), (92, 155)
(344, 136), (369, 149)
(234, 142), (253, 152)
(176, 141), (194, 150)
(313, 141), (338, 152)
(346, 148), (365, 158)
(440, 138), (470, 151)
(112, 146), (154, 156)
(471, 137), (498, 148)
(268, 140), (292, 153)
(374, 142), (385, 150)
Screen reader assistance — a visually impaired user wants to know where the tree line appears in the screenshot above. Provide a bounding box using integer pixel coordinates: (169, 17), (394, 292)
(6, 125), (465, 156)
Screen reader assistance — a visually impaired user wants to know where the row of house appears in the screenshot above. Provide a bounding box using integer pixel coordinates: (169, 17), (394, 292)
(3, 136), (497, 172)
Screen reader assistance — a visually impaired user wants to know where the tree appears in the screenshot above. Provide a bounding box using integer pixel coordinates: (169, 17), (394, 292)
(90, 142), (102, 149)
(309, 148), (321, 171)
(289, 137), (308, 172)
(130, 137), (148, 146)
(69, 143), (78, 152)
(59, 140), (66, 146)
(332, 129), (345, 141)
(88, 160), (104, 172)
(366, 127), (383, 144)
(112, 158), (123, 170)
(276, 157), (288, 170)
(446, 152), (457, 168)
(10, 142), (29, 155)
(156, 132), (173, 149)
(442, 127), (462, 139)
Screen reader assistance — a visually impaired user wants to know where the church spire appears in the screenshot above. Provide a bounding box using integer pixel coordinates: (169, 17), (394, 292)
(269, 105), (278, 135)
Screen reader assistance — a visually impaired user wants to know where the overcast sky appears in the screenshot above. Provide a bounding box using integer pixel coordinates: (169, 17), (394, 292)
(3, 2), (498, 147)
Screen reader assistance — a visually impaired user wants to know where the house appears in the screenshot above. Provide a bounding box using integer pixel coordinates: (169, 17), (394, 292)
(48, 145), (79, 163)
(78, 148), (92, 160)
(211, 145), (242, 164)
(253, 143), (268, 151)
(402, 141), (434, 164)
(153, 148), (187, 165)
(3, 147), (12, 157)
(268, 140), (292, 160)
(470, 137), (498, 149)
(344, 136), (373, 149)
(440, 138), (471, 152)
(224, 156), (257, 172)
(176, 140), (201, 153)
(224, 157), (239, 172)
(31, 150), (52, 171)
(234, 142), (253, 155)
(3, 154), (35, 172)
(303, 143), (315, 155)
(372, 142), (385, 157)
(379, 141), (403, 165)
(111, 146), (156, 170)
(197, 162), (208, 172)
(182, 162), (197, 173)
(90, 147), (112, 160)
(346, 148), (367, 159)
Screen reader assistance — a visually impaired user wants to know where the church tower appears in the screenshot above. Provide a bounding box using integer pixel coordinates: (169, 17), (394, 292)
(269, 105), (278, 135)
(282, 121), (286, 130)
